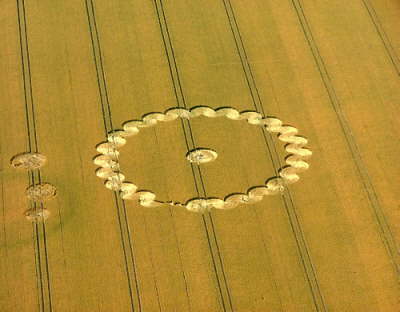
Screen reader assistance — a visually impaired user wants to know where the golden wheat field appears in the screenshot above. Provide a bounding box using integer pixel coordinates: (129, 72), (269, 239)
(1, 0), (400, 311)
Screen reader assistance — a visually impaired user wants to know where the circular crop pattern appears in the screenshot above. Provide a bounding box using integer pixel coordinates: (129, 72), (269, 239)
(10, 152), (47, 170)
(186, 148), (218, 164)
(93, 106), (312, 213)
(25, 207), (50, 222)
(26, 183), (57, 202)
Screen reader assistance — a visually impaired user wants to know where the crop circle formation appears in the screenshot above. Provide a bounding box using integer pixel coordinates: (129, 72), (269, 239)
(26, 183), (57, 202)
(93, 106), (312, 213)
(10, 152), (47, 170)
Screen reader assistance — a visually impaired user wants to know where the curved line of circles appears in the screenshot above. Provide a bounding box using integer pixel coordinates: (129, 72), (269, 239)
(93, 106), (312, 213)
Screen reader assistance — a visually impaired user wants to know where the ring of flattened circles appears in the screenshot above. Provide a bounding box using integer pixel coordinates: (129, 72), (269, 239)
(93, 106), (312, 213)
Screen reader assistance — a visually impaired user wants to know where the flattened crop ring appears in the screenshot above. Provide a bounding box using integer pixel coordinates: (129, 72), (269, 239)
(93, 106), (312, 213)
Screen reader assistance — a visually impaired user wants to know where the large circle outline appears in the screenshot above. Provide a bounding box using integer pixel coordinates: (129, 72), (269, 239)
(93, 106), (312, 212)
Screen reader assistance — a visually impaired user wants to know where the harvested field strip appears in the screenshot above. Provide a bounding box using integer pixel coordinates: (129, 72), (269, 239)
(221, 1), (326, 310)
(85, 1), (141, 310)
(21, 0), (135, 310)
(229, 0), (400, 309)
(17, 0), (52, 310)
(0, 2), (38, 310)
(290, 0), (399, 275)
(153, 0), (234, 310)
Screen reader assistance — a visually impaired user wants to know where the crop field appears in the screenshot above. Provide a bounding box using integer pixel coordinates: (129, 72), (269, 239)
(1, 0), (399, 311)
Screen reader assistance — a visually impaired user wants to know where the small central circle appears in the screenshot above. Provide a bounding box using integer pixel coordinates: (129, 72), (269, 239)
(186, 148), (218, 165)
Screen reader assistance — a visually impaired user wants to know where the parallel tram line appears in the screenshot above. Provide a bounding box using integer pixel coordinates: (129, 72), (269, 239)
(153, 132), (191, 312)
(291, 0), (400, 277)
(85, 0), (141, 311)
(40, 200), (53, 312)
(16, 0), (53, 311)
(30, 220), (44, 311)
(221, 0), (327, 311)
(153, 0), (234, 311)
(140, 209), (163, 312)
(361, 0), (400, 76)
(31, 221), (43, 312)
(0, 154), (11, 303)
